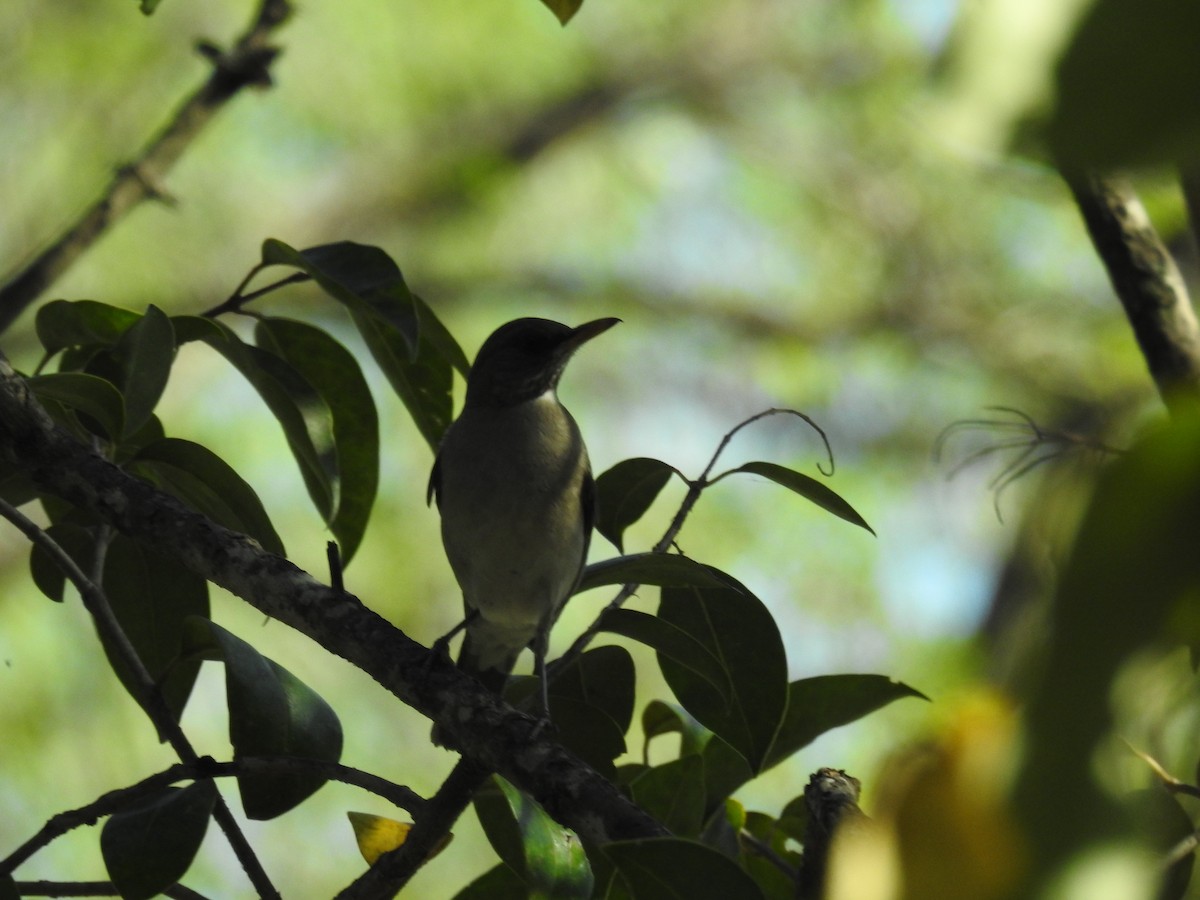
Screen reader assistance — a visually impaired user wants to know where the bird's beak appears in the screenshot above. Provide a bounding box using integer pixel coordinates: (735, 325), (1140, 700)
(561, 317), (621, 354)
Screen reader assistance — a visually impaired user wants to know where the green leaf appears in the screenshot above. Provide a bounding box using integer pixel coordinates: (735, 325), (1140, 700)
(260, 239), (419, 353)
(100, 781), (216, 900)
(600, 608), (730, 705)
(578, 554), (733, 594)
(0, 461), (36, 508)
(545, 646), (636, 775)
(594, 458), (679, 552)
(741, 811), (802, 900)
(540, 0), (583, 26)
(354, 308), (453, 452)
(28, 522), (96, 603)
(659, 581), (788, 773)
(626, 756), (706, 837)
(474, 776), (593, 899)
(174, 316), (339, 522)
(724, 462), (874, 535)
(29, 372), (125, 441)
(111, 304), (176, 436)
(1128, 788), (1194, 900)
(1048, 0), (1200, 167)
(415, 294), (470, 376)
(255, 318), (378, 561)
(130, 438), (285, 556)
(185, 618), (343, 819)
(102, 535), (208, 724)
(139, 0), (165, 13)
(603, 837), (765, 900)
(764, 675), (928, 770)
(699, 735), (754, 815)
(35, 299), (140, 355)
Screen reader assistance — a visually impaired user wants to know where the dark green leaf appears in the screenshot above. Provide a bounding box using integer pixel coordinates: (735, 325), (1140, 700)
(28, 522), (96, 603)
(260, 239), (419, 354)
(415, 294), (470, 376)
(112, 304), (175, 436)
(595, 457), (679, 552)
(174, 316), (338, 521)
(659, 581), (788, 773)
(452, 863), (529, 900)
(578, 554), (733, 594)
(724, 462), (873, 535)
(139, 0), (165, 13)
(603, 837), (765, 900)
(600, 608), (730, 705)
(764, 675), (927, 770)
(626, 756), (706, 837)
(29, 372), (125, 441)
(185, 619), (343, 819)
(130, 438), (285, 557)
(102, 535), (208, 724)
(540, 0), (583, 26)
(541, 646), (635, 775)
(0, 461), (37, 508)
(354, 308), (453, 452)
(255, 318), (378, 562)
(100, 782), (217, 900)
(699, 735), (754, 815)
(1048, 0), (1200, 167)
(36, 299), (140, 355)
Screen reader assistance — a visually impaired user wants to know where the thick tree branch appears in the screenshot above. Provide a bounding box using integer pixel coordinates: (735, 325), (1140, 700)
(0, 352), (665, 848)
(1062, 171), (1200, 415)
(0, 0), (292, 335)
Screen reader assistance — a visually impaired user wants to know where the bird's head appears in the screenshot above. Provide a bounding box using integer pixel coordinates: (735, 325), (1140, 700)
(464, 317), (620, 408)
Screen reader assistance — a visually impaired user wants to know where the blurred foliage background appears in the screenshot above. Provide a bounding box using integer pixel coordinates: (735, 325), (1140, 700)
(1, 0), (1194, 896)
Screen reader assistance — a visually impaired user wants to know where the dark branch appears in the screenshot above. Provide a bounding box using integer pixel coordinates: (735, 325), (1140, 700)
(0, 0), (293, 335)
(1061, 170), (1200, 414)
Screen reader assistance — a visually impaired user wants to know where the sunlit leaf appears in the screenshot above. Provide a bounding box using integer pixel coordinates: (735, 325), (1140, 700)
(641, 700), (711, 760)
(474, 776), (593, 898)
(100, 782), (216, 900)
(724, 462), (874, 535)
(256, 318), (378, 562)
(594, 457), (679, 552)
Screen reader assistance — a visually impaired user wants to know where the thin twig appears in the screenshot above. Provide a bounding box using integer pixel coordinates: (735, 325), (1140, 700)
(0, 500), (279, 899)
(12, 881), (211, 899)
(739, 828), (797, 880)
(201, 271), (311, 319)
(0, 0), (293, 334)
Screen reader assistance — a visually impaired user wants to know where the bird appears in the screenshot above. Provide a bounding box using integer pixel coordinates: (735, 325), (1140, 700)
(427, 316), (619, 722)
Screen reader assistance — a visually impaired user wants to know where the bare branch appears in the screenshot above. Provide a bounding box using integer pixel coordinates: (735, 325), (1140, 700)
(0, 0), (293, 335)
(1061, 171), (1200, 414)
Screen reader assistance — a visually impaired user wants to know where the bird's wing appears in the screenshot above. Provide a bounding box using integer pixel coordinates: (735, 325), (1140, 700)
(578, 466), (596, 576)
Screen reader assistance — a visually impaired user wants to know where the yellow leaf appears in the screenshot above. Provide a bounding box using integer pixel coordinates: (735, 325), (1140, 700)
(346, 812), (452, 865)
